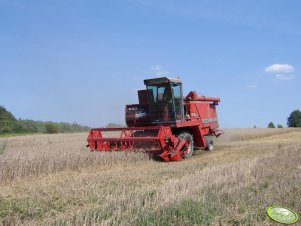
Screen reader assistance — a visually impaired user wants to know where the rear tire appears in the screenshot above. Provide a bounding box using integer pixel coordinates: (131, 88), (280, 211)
(205, 136), (214, 151)
(177, 132), (194, 159)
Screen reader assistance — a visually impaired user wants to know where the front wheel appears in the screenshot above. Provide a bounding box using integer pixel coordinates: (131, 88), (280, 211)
(205, 136), (214, 151)
(177, 132), (194, 159)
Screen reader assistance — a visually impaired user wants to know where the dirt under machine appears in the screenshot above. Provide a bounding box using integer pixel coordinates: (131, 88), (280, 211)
(87, 77), (222, 161)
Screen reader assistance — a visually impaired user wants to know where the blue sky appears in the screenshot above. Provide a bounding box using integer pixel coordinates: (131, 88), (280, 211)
(0, 0), (300, 128)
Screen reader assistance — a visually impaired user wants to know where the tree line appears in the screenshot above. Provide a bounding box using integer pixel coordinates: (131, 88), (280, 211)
(267, 110), (301, 128)
(0, 106), (90, 135)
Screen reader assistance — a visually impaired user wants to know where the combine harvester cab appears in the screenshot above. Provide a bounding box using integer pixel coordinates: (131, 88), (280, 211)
(87, 77), (223, 161)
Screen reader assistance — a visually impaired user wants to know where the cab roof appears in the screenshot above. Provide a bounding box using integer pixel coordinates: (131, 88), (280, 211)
(144, 77), (182, 85)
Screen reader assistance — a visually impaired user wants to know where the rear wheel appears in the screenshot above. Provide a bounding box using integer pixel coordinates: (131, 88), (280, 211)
(205, 136), (214, 151)
(177, 132), (194, 159)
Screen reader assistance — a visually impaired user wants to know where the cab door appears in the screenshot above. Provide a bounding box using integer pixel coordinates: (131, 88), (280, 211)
(171, 83), (184, 121)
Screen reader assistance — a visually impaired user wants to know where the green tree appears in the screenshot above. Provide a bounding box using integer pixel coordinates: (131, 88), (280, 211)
(268, 122), (275, 128)
(59, 122), (73, 133)
(0, 106), (16, 122)
(14, 120), (38, 133)
(287, 110), (301, 127)
(277, 124), (283, 128)
(0, 106), (16, 134)
(45, 122), (59, 134)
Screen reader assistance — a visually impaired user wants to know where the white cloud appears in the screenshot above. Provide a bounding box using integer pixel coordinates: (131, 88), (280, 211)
(265, 64), (294, 73)
(275, 74), (295, 81)
(150, 65), (169, 76)
(247, 84), (257, 89)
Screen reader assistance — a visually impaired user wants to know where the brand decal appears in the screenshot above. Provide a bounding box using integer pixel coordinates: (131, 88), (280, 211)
(128, 107), (138, 111)
(135, 112), (146, 119)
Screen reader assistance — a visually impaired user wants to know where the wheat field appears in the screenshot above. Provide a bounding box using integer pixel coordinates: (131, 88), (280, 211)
(0, 128), (300, 225)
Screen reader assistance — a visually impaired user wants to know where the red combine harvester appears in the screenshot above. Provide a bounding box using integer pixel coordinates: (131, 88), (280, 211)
(87, 77), (222, 161)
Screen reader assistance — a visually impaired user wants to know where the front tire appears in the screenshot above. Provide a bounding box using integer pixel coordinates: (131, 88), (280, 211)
(177, 132), (194, 159)
(205, 136), (214, 151)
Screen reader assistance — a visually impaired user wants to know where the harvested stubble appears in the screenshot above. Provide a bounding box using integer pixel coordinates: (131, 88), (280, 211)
(0, 133), (148, 184)
(0, 128), (300, 225)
